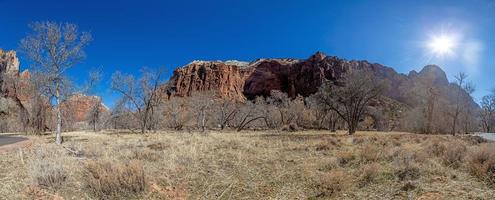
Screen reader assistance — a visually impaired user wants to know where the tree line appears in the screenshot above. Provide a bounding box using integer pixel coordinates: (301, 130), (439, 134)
(2, 21), (494, 145)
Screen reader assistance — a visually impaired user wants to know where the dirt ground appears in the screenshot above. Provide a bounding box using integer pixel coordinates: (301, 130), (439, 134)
(0, 130), (494, 199)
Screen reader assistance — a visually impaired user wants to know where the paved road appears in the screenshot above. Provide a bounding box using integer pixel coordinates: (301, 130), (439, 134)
(0, 135), (27, 146)
(476, 133), (495, 141)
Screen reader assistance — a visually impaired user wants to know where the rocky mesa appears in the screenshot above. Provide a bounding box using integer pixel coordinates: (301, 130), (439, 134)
(165, 52), (476, 110)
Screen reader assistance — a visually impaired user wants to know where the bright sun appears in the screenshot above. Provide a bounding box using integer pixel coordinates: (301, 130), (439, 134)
(428, 34), (457, 56)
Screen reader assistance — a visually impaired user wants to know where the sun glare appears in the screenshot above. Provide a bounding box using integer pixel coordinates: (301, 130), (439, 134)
(428, 34), (457, 57)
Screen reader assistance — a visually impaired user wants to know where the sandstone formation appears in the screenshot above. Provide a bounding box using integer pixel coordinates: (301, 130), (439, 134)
(0, 49), (26, 132)
(0, 49), (20, 75)
(1, 49), (108, 132)
(166, 60), (254, 101)
(166, 52), (476, 108)
(61, 94), (109, 122)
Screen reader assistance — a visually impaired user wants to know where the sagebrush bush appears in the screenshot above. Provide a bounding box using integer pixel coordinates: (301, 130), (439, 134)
(127, 149), (160, 161)
(466, 144), (495, 185)
(395, 165), (420, 181)
(358, 144), (382, 163)
(29, 158), (67, 188)
(393, 147), (422, 181)
(441, 141), (466, 169)
(313, 170), (349, 198)
(426, 139), (447, 157)
(82, 160), (146, 199)
(336, 151), (356, 167)
(358, 163), (381, 187)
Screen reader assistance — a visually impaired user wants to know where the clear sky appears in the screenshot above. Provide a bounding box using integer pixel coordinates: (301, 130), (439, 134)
(1, 0), (494, 107)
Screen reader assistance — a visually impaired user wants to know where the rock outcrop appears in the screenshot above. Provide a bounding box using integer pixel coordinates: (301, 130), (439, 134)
(61, 94), (109, 122)
(165, 52), (479, 132)
(0, 49), (20, 75)
(0, 49), (26, 132)
(166, 60), (254, 101)
(166, 52), (474, 108)
(1, 49), (108, 132)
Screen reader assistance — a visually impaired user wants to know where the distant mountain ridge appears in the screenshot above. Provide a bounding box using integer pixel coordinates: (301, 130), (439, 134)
(165, 51), (477, 109)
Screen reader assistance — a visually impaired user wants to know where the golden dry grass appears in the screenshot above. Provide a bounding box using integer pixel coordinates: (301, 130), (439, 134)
(1, 130), (495, 199)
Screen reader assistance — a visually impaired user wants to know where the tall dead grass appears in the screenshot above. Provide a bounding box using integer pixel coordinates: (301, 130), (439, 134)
(2, 131), (494, 199)
(82, 160), (146, 199)
(466, 144), (495, 185)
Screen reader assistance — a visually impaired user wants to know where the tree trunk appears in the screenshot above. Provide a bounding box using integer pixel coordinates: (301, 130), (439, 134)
(348, 120), (357, 135)
(55, 88), (63, 145)
(329, 119), (337, 132)
(452, 117), (457, 136)
(348, 125), (356, 135)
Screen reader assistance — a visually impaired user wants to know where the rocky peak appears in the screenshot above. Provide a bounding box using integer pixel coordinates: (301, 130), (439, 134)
(0, 49), (20, 75)
(415, 65), (449, 86)
(309, 51), (327, 62)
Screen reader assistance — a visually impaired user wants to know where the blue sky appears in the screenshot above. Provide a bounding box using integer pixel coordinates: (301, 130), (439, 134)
(1, 0), (494, 107)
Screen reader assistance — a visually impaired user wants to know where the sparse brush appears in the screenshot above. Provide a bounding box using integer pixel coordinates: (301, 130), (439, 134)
(426, 139), (447, 157)
(393, 147), (422, 181)
(441, 141), (466, 169)
(29, 156), (67, 189)
(312, 170), (349, 198)
(82, 160), (146, 199)
(125, 148), (160, 161)
(357, 163), (381, 187)
(395, 164), (421, 181)
(336, 151), (356, 167)
(358, 144), (383, 163)
(466, 144), (495, 185)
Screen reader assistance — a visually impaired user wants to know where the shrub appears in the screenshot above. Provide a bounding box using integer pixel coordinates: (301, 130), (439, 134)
(441, 141), (466, 169)
(358, 144), (382, 163)
(395, 165), (420, 181)
(312, 170), (349, 198)
(127, 149), (160, 162)
(29, 158), (67, 189)
(393, 148), (421, 181)
(466, 144), (495, 185)
(82, 160), (146, 199)
(358, 163), (381, 187)
(336, 151), (356, 167)
(426, 139), (447, 157)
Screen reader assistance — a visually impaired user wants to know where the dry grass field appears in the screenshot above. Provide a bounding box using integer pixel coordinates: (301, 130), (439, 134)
(1, 130), (495, 199)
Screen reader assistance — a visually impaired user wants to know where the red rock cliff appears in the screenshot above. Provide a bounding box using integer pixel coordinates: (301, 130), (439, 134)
(166, 52), (408, 101)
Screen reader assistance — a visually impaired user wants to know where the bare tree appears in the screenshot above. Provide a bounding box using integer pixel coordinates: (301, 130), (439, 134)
(109, 99), (139, 130)
(307, 94), (340, 131)
(314, 70), (384, 135)
(449, 72), (468, 136)
(461, 82), (476, 134)
(20, 21), (91, 144)
(212, 98), (239, 130)
(424, 87), (438, 134)
(111, 67), (165, 134)
(163, 97), (190, 130)
(268, 90), (298, 127)
(189, 92), (215, 132)
(84, 69), (103, 132)
(234, 97), (265, 132)
(480, 94), (495, 133)
(86, 98), (103, 132)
